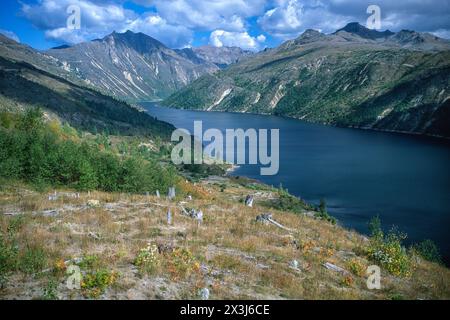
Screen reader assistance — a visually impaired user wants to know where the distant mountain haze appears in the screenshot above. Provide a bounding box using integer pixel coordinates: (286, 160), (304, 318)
(176, 46), (253, 68)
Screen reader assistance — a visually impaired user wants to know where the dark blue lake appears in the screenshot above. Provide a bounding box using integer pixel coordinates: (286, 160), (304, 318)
(143, 103), (450, 264)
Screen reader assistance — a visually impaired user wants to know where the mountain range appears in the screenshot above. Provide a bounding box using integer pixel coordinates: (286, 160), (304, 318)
(0, 30), (249, 135)
(163, 23), (450, 138)
(1, 23), (449, 138)
(45, 31), (250, 102)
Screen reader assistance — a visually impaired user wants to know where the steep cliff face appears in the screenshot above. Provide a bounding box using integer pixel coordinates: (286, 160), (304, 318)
(163, 23), (450, 138)
(46, 31), (219, 102)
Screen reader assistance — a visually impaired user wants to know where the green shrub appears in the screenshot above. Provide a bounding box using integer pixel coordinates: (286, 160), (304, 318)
(42, 278), (59, 300)
(81, 269), (118, 299)
(76, 254), (101, 270)
(0, 233), (17, 287)
(134, 243), (161, 275)
(1, 217), (48, 286)
(367, 217), (412, 277)
(73, 254), (118, 299)
(0, 216), (29, 286)
(368, 215), (383, 240)
(314, 199), (336, 224)
(411, 239), (442, 264)
(18, 244), (47, 274)
(166, 248), (200, 281)
(271, 187), (310, 213)
(389, 293), (404, 300)
(347, 258), (366, 277)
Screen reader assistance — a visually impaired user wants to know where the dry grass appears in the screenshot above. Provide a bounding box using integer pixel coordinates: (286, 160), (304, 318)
(0, 180), (449, 300)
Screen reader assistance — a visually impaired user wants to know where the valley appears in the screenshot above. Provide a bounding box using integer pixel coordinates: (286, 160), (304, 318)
(163, 23), (450, 138)
(0, 17), (449, 301)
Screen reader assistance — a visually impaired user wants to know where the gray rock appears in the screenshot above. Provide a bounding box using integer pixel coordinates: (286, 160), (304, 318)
(196, 210), (203, 224)
(87, 199), (100, 207)
(289, 260), (300, 270)
(256, 263), (270, 270)
(199, 288), (210, 300)
(157, 242), (175, 254)
(88, 232), (100, 240)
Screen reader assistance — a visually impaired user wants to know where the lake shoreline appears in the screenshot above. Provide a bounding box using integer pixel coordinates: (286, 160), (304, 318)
(148, 102), (450, 142)
(143, 103), (450, 266)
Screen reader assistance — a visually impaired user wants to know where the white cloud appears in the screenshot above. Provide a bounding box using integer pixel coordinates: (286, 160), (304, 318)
(257, 34), (267, 42)
(20, 0), (193, 48)
(45, 28), (87, 44)
(0, 29), (20, 42)
(258, 0), (450, 40)
(151, 0), (268, 31)
(126, 13), (193, 48)
(21, 0), (131, 31)
(209, 30), (266, 51)
(258, 0), (302, 36)
(18, 0), (450, 48)
(432, 29), (450, 39)
(258, 0), (352, 39)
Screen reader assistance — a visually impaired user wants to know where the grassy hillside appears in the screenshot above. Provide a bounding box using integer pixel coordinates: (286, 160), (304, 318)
(0, 110), (448, 300)
(0, 176), (449, 299)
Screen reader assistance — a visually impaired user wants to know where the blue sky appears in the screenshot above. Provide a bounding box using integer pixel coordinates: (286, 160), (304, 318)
(1, 0), (449, 51)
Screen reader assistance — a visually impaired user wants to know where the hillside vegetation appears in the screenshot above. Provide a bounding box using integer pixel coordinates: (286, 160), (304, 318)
(0, 109), (178, 193)
(0, 24), (449, 301)
(0, 56), (174, 137)
(163, 26), (450, 138)
(0, 109), (448, 300)
(0, 176), (449, 299)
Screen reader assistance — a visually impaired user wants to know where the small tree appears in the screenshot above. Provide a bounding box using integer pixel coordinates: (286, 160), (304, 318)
(319, 198), (327, 214)
(314, 198), (336, 224)
(18, 108), (44, 133)
(412, 239), (442, 264)
(368, 215), (383, 241)
(77, 161), (98, 191)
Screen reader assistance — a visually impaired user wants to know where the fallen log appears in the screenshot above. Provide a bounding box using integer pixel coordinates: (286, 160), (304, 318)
(256, 213), (294, 232)
(322, 262), (348, 274)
